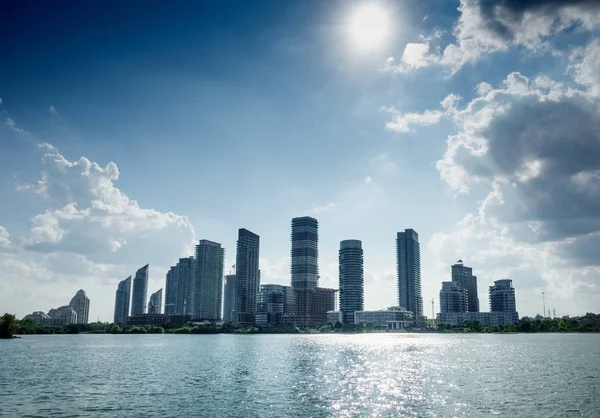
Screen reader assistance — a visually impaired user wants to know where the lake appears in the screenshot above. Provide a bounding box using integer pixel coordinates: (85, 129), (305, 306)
(0, 333), (599, 417)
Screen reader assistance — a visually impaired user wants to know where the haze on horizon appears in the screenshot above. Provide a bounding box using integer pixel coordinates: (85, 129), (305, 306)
(1, 0), (599, 322)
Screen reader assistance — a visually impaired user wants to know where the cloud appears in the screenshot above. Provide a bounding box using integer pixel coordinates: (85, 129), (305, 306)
(0, 226), (10, 249)
(18, 153), (195, 267)
(38, 142), (58, 152)
(383, 94), (460, 133)
(384, 42), (440, 73)
(312, 202), (335, 213)
(6, 118), (24, 133)
(569, 39), (600, 96)
(49, 105), (60, 117)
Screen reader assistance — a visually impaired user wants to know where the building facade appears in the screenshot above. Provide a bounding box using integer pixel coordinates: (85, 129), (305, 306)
(114, 276), (132, 325)
(439, 281), (468, 313)
(256, 284), (294, 326)
(452, 260), (479, 312)
(339, 240), (364, 324)
(148, 289), (163, 314)
(291, 287), (337, 328)
(165, 257), (195, 315)
(489, 279), (517, 313)
(69, 289), (90, 324)
(47, 305), (78, 326)
(234, 229), (260, 326)
(353, 307), (414, 329)
(23, 311), (50, 325)
(131, 264), (149, 315)
(127, 314), (191, 327)
(223, 274), (236, 322)
(397, 229), (423, 317)
(291, 217), (319, 289)
(194, 240), (225, 321)
(437, 311), (518, 326)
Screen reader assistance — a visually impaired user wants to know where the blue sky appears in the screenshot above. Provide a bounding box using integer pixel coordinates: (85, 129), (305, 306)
(1, 0), (600, 321)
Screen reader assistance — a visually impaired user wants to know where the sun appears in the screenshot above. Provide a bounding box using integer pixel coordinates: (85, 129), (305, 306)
(347, 3), (390, 50)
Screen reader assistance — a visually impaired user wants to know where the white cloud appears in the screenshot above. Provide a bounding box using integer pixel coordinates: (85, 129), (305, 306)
(6, 118), (24, 133)
(0, 226), (11, 249)
(312, 202), (335, 213)
(384, 42), (440, 73)
(38, 142), (58, 152)
(49, 105), (60, 117)
(569, 39), (600, 96)
(383, 94), (460, 133)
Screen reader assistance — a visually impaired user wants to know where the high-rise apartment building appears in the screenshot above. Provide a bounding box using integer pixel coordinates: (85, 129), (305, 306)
(131, 264), (149, 315)
(47, 305), (78, 326)
(397, 229), (423, 317)
(148, 289), (163, 314)
(256, 284), (294, 327)
(291, 216), (319, 289)
(292, 287), (337, 328)
(452, 260), (479, 312)
(439, 281), (468, 313)
(234, 229), (260, 326)
(193, 240), (225, 321)
(489, 279), (517, 313)
(165, 257), (195, 315)
(339, 240), (364, 324)
(223, 274), (236, 322)
(69, 289), (90, 324)
(114, 276), (131, 325)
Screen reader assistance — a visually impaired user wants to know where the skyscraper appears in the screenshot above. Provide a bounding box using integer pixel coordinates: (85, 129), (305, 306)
(489, 279), (517, 313)
(439, 281), (468, 313)
(148, 289), (163, 314)
(339, 240), (364, 324)
(396, 229), (423, 317)
(114, 276), (131, 325)
(69, 289), (90, 324)
(452, 260), (479, 312)
(165, 257), (195, 315)
(131, 264), (149, 315)
(256, 284), (294, 327)
(291, 216), (319, 289)
(193, 240), (225, 320)
(234, 229), (260, 326)
(223, 274), (236, 322)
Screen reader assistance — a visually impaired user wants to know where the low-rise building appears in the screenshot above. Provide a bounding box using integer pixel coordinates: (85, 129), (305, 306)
(127, 314), (191, 327)
(354, 307), (414, 329)
(436, 311), (519, 326)
(47, 305), (78, 326)
(327, 310), (342, 326)
(23, 311), (50, 325)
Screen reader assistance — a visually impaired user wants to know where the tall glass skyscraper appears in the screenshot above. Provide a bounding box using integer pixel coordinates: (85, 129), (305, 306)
(234, 229), (260, 325)
(69, 289), (90, 324)
(148, 288), (163, 314)
(452, 260), (479, 312)
(193, 240), (225, 320)
(396, 229), (423, 317)
(165, 257), (195, 315)
(489, 279), (516, 313)
(223, 274), (236, 322)
(339, 240), (364, 324)
(291, 217), (319, 289)
(114, 276), (131, 325)
(131, 264), (149, 315)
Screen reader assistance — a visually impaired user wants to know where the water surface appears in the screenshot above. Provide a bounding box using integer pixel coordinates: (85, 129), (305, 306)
(1, 333), (598, 417)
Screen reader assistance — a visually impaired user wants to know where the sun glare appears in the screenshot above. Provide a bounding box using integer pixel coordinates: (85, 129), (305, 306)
(348, 3), (390, 50)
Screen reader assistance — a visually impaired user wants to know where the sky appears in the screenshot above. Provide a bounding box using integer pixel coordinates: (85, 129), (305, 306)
(1, 0), (599, 322)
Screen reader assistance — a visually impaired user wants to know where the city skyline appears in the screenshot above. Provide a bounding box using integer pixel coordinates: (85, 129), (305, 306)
(2, 1), (599, 321)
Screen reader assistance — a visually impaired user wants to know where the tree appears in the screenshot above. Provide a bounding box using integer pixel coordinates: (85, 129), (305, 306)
(334, 321), (343, 331)
(0, 313), (18, 338)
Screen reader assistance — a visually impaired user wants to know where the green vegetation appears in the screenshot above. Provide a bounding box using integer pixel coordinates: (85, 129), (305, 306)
(437, 316), (600, 333)
(0, 313), (18, 338)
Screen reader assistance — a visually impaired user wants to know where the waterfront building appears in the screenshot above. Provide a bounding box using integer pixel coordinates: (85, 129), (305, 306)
(256, 284), (294, 327)
(436, 311), (518, 326)
(452, 260), (479, 312)
(339, 240), (364, 324)
(114, 276), (132, 325)
(127, 314), (191, 327)
(223, 274), (236, 322)
(131, 264), (149, 315)
(234, 229), (260, 326)
(353, 307), (414, 329)
(439, 281), (468, 313)
(22, 311), (49, 325)
(194, 240), (225, 321)
(148, 289), (163, 314)
(165, 257), (195, 315)
(47, 305), (78, 326)
(396, 229), (423, 317)
(489, 279), (517, 313)
(291, 287), (337, 328)
(327, 310), (342, 326)
(69, 289), (90, 324)
(291, 216), (319, 289)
